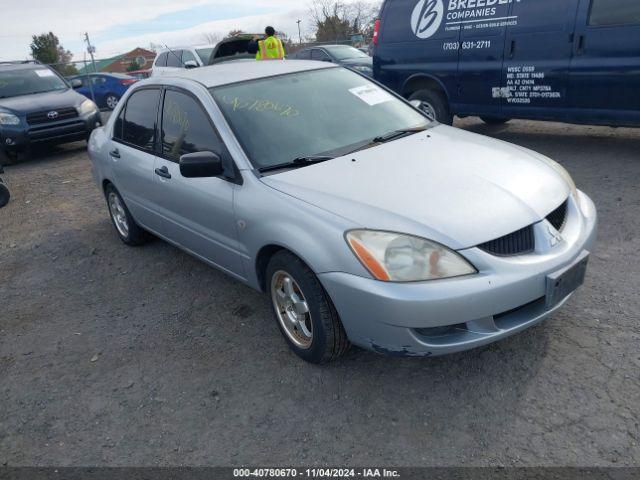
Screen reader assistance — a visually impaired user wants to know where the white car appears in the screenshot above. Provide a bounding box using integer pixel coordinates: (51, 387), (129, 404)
(151, 44), (215, 76)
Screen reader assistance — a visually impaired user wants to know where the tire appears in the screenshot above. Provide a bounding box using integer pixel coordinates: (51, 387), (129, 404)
(409, 89), (453, 125)
(480, 116), (510, 125)
(266, 251), (350, 364)
(0, 149), (17, 166)
(0, 182), (10, 208)
(105, 94), (119, 111)
(104, 184), (150, 246)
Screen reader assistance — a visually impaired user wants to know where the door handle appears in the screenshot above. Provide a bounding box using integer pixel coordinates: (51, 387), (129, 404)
(576, 35), (585, 55)
(508, 40), (516, 59)
(109, 149), (120, 159)
(154, 166), (171, 179)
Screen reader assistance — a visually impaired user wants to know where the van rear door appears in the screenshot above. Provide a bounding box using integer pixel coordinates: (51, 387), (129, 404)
(501, 0), (581, 120)
(567, 0), (640, 126)
(455, 0), (513, 118)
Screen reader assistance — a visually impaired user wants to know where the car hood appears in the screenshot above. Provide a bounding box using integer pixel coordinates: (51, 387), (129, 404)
(261, 125), (569, 250)
(340, 57), (373, 68)
(0, 88), (84, 114)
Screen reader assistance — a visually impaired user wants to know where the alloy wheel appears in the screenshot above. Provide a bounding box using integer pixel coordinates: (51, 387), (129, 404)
(270, 270), (313, 349)
(108, 192), (129, 238)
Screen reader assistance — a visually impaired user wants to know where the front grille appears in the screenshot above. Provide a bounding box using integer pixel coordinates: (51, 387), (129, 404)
(478, 225), (535, 256)
(27, 107), (78, 125)
(546, 200), (568, 231)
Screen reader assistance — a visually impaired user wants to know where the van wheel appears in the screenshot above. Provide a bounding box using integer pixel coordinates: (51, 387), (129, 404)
(480, 116), (510, 125)
(409, 89), (453, 125)
(266, 251), (350, 364)
(104, 184), (150, 246)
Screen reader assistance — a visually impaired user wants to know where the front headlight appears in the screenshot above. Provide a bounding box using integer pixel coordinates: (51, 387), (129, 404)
(79, 99), (98, 116)
(538, 156), (578, 200)
(346, 230), (477, 282)
(0, 112), (20, 126)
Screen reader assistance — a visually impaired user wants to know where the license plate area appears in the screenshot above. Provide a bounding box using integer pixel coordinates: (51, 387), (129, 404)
(546, 251), (589, 308)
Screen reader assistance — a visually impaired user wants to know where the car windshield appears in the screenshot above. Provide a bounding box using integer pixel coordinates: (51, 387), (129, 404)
(196, 48), (214, 64)
(210, 67), (428, 170)
(324, 45), (369, 60)
(0, 67), (68, 98)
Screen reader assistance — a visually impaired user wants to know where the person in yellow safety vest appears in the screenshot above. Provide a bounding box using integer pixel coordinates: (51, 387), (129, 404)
(253, 26), (285, 60)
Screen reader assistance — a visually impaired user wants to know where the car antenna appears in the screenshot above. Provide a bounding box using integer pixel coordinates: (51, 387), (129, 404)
(164, 44), (185, 67)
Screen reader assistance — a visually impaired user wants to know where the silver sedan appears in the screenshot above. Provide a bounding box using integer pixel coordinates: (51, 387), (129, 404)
(88, 61), (597, 363)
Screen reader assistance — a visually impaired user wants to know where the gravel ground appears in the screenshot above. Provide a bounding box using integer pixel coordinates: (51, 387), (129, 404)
(0, 118), (638, 467)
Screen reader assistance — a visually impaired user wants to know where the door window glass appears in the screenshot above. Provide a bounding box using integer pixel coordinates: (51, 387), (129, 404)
(296, 49), (311, 60)
(311, 49), (330, 61)
(155, 52), (168, 67)
(182, 50), (197, 64)
(166, 50), (183, 68)
(161, 90), (224, 161)
(589, 0), (640, 26)
(120, 89), (160, 150)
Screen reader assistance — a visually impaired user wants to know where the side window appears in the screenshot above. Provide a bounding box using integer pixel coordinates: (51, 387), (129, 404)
(311, 49), (330, 61)
(113, 105), (125, 141)
(166, 50), (183, 68)
(161, 90), (224, 162)
(155, 52), (168, 67)
(589, 0), (640, 26)
(120, 89), (160, 150)
(92, 76), (106, 85)
(297, 49), (311, 60)
(182, 49), (197, 64)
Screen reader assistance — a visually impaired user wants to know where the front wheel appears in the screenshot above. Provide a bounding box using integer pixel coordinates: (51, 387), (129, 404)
(408, 89), (453, 125)
(105, 94), (119, 110)
(266, 251), (350, 364)
(0, 182), (10, 208)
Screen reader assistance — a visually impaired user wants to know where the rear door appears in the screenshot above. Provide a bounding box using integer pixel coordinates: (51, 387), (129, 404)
(111, 87), (164, 233)
(152, 88), (244, 277)
(455, 0), (513, 117)
(568, 0), (640, 125)
(502, 0), (581, 119)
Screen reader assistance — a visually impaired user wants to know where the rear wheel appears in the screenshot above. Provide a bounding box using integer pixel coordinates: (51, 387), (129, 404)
(480, 116), (510, 125)
(266, 251), (349, 364)
(409, 89), (453, 125)
(105, 94), (119, 110)
(105, 184), (150, 246)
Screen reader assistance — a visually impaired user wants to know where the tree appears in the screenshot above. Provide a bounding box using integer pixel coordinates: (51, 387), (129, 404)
(127, 59), (142, 72)
(29, 32), (78, 75)
(308, 0), (381, 42)
(225, 29), (245, 39)
(200, 33), (221, 45)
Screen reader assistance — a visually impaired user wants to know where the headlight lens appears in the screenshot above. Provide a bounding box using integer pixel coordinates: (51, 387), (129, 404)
(0, 112), (20, 126)
(346, 230), (477, 282)
(538, 156), (578, 200)
(79, 99), (98, 115)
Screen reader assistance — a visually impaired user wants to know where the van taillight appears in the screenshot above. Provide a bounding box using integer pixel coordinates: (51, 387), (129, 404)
(373, 19), (381, 45)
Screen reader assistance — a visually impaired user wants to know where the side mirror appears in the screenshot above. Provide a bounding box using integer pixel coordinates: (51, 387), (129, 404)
(179, 151), (224, 178)
(184, 60), (199, 69)
(70, 79), (82, 89)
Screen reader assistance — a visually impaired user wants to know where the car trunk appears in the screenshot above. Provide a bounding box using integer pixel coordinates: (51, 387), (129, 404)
(208, 35), (261, 64)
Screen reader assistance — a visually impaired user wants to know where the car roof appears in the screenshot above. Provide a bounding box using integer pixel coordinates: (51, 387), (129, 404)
(159, 60), (336, 88)
(157, 44), (216, 53)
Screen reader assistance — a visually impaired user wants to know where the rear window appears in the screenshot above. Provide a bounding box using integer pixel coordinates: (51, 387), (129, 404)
(589, 0), (640, 26)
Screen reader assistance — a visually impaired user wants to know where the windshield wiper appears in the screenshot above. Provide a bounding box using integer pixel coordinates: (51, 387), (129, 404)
(258, 155), (334, 173)
(372, 127), (428, 144)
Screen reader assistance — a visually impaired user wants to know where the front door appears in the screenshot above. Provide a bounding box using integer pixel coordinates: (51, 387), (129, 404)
(110, 87), (164, 233)
(455, 0), (512, 117)
(502, 0), (581, 120)
(152, 88), (245, 278)
(568, 0), (640, 125)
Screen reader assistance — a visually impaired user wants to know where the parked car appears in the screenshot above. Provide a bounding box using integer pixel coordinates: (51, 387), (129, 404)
(88, 61), (596, 364)
(127, 69), (152, 80)
(67, 73), (137, 110)
(0, 61), (100, 165)
(292, 45), (373, 76)
(151, 44), (216, 76)
(0, 164), (9, 207)
(373, 0), (640, 126)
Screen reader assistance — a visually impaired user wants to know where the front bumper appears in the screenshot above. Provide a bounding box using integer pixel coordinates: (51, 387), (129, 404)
(319, 191), (597, 357)
(0, 111), (101, 153)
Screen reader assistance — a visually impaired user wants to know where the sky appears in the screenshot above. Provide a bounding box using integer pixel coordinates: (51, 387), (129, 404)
(0, 0), (373, 62)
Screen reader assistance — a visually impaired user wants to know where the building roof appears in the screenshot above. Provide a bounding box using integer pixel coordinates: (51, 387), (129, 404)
(77, 55), (122, 74)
